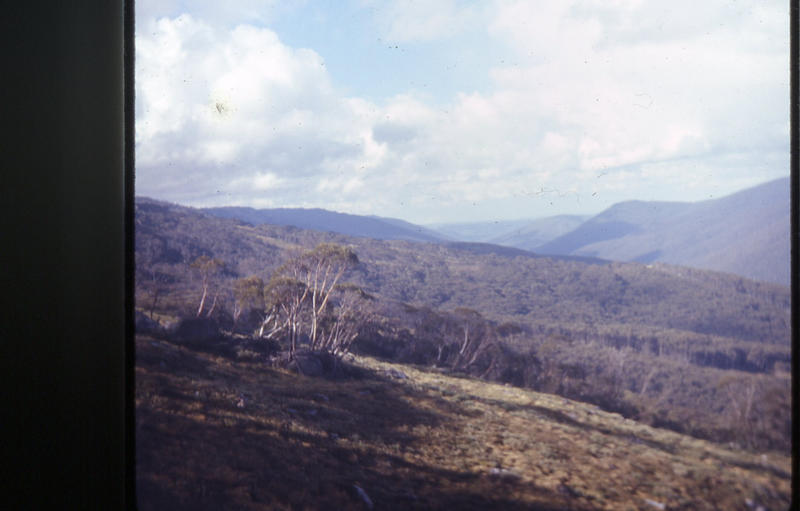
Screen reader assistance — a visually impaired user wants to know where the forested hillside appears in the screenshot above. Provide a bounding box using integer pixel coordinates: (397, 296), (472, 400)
(135, 197), (791, 453)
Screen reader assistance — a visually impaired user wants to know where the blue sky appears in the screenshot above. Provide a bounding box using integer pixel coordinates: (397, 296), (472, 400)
(268, 2), (502, 103)
(135, 0), (790, 224)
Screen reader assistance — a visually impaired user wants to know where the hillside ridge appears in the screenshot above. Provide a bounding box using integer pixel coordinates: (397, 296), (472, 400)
(535, 177), (790, 285)
(201, 204), (446, 243)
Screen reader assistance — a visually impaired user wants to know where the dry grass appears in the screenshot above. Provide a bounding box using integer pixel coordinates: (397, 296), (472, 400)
(136, 334), (790, 510)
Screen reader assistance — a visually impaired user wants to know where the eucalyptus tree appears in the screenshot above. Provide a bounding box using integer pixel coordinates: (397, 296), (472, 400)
(261, 275), (308, 355)
(190, 255), (225, 318)
(299, 244), (359, 347)
(255, 243), (360, 357)
(232, 276), (264, 329)
(313, 283), (374, 356)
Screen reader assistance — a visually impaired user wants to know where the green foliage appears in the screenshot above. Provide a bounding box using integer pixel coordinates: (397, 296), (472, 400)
(233, 276), (264, 306)
(304, 242), (359, 267)
(232, 276), (264, 330)
(190, 254), (224, 273)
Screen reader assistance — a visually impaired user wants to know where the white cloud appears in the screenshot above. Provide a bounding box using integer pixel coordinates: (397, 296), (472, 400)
(136, 1), (789, 223)
(136, 14), (383, 208)
(480, 0), (789, 186)
(136, 0), (285, 28)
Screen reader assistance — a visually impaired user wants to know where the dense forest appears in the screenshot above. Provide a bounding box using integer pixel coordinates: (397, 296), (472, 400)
(135, 197), (791, 454)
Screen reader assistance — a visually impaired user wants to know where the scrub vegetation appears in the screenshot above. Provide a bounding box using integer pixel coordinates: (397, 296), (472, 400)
(135, 197), (791, 509)
(135, 335), (790, 510)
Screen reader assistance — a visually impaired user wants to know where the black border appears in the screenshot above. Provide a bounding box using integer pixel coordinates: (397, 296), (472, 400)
(1, 2), (130, 508)
(125, 0), (137, 506)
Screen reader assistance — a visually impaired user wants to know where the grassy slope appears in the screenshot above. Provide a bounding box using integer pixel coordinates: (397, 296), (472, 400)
(135, 334), (791, 511)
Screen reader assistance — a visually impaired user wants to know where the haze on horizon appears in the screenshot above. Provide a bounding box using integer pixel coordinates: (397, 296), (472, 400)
(135, 0), (790, 225)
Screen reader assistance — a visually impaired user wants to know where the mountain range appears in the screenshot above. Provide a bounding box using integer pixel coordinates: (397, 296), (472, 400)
(202, 206), (447, 243)
(533, 177), (790, 285)
(431, 177), (790, 286)
(199, 177), (790, 286)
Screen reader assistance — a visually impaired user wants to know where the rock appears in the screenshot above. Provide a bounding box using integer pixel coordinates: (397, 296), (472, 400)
(353, 484), (373, 509)
(278, 349), (341, 377)
(643, 498), (665, 510)
(386, 369), (408, 380)
(489, 467), (521, 481)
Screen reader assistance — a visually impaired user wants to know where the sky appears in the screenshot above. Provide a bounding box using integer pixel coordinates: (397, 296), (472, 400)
(135, 0), (790, 225)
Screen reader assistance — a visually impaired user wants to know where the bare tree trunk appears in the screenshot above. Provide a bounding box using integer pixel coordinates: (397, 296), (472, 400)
(640, 366), (657, 395)
(233, 303), (242, 328)
(454, 325), (473, 370)
(148, 287), (161, 320)
(205, 290), (219, 317)
(258, 311), (283, 339)
(459, 326), (470, 355)
(310, 266), (343, 347)
(196, 282), (208, 317)
(310, 289), (318, 346)
(290, 311), (297, 356)
(466, 340), (488, 367)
